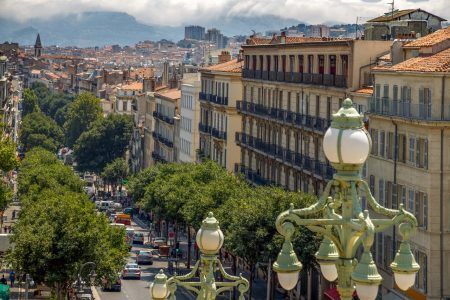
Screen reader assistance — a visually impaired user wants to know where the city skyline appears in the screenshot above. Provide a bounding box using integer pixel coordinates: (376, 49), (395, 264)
(1, 0), (449, 27)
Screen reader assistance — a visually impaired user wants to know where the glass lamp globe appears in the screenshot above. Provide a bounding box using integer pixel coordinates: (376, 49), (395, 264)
(355, 283), (379, 300)
(277, 271), (299, 291)
(151, 270), (168, 299)
(319, 262), (338, 282)
(196, 212), (224, 255)
(393, 272), (416, 291)
(322, 98), (371, 166)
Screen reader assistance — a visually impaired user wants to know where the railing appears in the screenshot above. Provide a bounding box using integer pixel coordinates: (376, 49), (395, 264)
(235, 132), (335, 180)
(236, 101), (331, 134)
(234, 163), (277, 186)
(152, 132), (174, 148)
(369, 98), (450, 121)
(196, 148), (209, 162)
(242, 68), (348, 88)
(199, 92), (228, 106)
(152, 151), (167, 163)
(199, 123), (210, 134)
(211, 128), (227, 140)
(153, 111), (174, 125)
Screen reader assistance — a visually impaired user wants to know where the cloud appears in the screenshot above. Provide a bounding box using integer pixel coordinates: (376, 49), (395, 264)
(0, 0), (447, 26)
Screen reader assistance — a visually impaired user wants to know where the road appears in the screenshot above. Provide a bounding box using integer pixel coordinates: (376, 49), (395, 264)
(95, 220), (194, 300)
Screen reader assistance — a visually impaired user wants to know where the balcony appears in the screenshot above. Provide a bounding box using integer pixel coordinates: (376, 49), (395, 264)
(152, 111), (175, 125)
(236, 101), (331, 134)
(152, 151), (167, 163)
(199, 92), (228, 106)
(152, 132), (174, 148)
(369, 98), (450, 121)
(211, 128), (227, 140)
(242, 68), (348, 89)
(235, 132), (335, 180)
(234, 163), (277, 186)
(196, 148), (209, 162)
(199, 123), (211, 134)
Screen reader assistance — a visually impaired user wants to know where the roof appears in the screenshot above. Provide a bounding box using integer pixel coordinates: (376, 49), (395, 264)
(245, 35), (350, 46)
(201, 58), (243, 73)
(378, 53), (391, 61)
(352, 87), (374, 95)
(130, 67), (154, 79)
(156, 89), (180, 100)
(374, 48), (450, 73)
(367, 9), (446, 22)
(403, 26), (450, 48)
(35, 33), (42, 48)
(121, 82), (143, 91)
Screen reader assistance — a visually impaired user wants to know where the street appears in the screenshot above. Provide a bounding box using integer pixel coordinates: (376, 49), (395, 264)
(95, 220), (194, 300)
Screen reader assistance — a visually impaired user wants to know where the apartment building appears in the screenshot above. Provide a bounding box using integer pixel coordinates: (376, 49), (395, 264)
(236, 33), (391, 195)
(367, 27), (450, 300)
(152, 89), (181, 163)
(198, 57), (243, 172)
(179, 73), (201, 163)
(115, 82), (143, 115)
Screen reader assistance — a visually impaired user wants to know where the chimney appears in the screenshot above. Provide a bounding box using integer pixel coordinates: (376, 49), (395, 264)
(280, 31), (286, 44)
(218, 51), (231, 63)
(143, 77), (155, 92)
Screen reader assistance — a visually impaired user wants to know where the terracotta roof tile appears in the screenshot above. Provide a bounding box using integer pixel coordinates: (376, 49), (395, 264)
(130, 67), (154, 79)
(367, 9), (417, 22)
(403, 26), (450, 48)
(201, 59), (243, 73)
(156, 89), (180, 100)
(378, 53), (391, 61)
(246, 36), (350, 46)
(121, 82), (143, 90)
(374, 48), (450, 73)
(353, 87), (374, 95)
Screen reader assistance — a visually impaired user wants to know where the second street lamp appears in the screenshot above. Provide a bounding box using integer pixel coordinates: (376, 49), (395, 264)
(273, 99), (420, 300)
(150, 212), (249, 300)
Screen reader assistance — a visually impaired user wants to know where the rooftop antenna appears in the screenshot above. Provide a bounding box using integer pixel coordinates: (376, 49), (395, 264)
(387, 0), (395, 39)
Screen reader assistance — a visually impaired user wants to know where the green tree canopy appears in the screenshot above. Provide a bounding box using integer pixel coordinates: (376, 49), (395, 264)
(74, 114), (132, 173)
(19, 111), (63, 152)
(101, 158), (128, 187)
(9, 189), (128, 299)
(0, 137), (19, 172)
(64, 92), (102, 147)
(22, 88), (40, 117)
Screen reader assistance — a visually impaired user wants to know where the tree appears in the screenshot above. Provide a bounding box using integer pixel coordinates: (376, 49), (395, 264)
(9, 189), (128, 299)
(22, 88), (40, 117)
(0, 137), (19, 227)
(19, 112), (63, 152)
(74, 114), (132, 173)
(64, 92), (102, 147)
(101, 158), (128, 193)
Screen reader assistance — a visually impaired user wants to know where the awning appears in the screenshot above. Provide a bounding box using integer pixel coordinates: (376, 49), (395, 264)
(382, 292), (405, 300)
(324, 288), (340, 300)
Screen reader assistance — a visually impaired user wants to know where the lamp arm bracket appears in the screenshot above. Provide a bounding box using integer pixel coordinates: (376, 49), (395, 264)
(306, 225), (344, 256)
(358, 180), (398, 218)
(216, 260), (249, 295)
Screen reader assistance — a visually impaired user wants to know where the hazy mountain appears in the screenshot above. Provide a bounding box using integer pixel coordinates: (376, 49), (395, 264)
(0, 11), (302, 47)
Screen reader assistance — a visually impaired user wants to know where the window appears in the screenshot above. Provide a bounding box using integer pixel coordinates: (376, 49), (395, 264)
(408, 189), (415, 213)
(122, 101), (128, 111)
(387, 132), (394, 160)
(409, 137), (415, 164)
(371, 129), (378, 156)
(378, 179), (385, 206)
(415, 251), (427, 292)
(379, 131), (385, 157)
(386, 181), (392, 208)
(398, 134), (406, 163)
(369, 175), (375, 194)
(423, 194), (428, 229)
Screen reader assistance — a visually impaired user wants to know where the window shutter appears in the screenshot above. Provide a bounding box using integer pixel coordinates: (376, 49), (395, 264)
(415, 191), (421, 227)
(415, 138), (420, 167)
(423, 194), (428, 230)
(424, 139), (428, 169)
(392, 183), (398, 209)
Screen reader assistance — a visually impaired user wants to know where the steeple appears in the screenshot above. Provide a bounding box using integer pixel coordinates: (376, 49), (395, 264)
(34, 33), (42, 57)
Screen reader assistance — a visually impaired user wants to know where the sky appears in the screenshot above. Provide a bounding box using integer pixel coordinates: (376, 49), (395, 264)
(1, 0), (448, 26)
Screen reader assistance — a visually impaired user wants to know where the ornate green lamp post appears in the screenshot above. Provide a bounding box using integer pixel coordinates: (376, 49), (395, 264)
(273, 99), (420, 300)
(150, 212), (249, 300)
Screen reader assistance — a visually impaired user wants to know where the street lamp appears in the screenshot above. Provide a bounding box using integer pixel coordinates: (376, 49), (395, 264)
(77, 262), (96, 293)
(150, 212), (249, 300)
(273, 99), (419, 300)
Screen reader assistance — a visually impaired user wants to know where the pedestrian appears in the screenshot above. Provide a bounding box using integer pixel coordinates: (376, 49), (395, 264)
(3, 227), (6, 234)
(0, 275), (6, 285)
(9, 271), (15, 287)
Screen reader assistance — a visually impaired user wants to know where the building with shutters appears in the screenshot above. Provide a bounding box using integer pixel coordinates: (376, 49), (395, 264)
(236, 33), (391, 195)
(367, 26), (450, 300)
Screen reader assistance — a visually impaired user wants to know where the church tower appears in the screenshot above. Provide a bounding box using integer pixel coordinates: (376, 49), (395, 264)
(34, 33), (42, 57)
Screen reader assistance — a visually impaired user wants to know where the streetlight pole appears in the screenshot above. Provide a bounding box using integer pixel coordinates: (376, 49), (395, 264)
(150, 213), (249, 300)
(77, 262), (96, 293)
(273, 99), (420, 300)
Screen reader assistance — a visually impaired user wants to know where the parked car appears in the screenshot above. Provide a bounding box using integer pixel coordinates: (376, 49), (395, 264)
(136, 250), (153, 265)
(133, 232), (145, 244)
(121, 263), (141, 279)
(101, 274), (121, 292)
(151, 237), (166, 248)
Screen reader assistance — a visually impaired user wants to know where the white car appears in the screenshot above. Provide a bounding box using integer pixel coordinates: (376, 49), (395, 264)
(121, 263), (141, 279)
